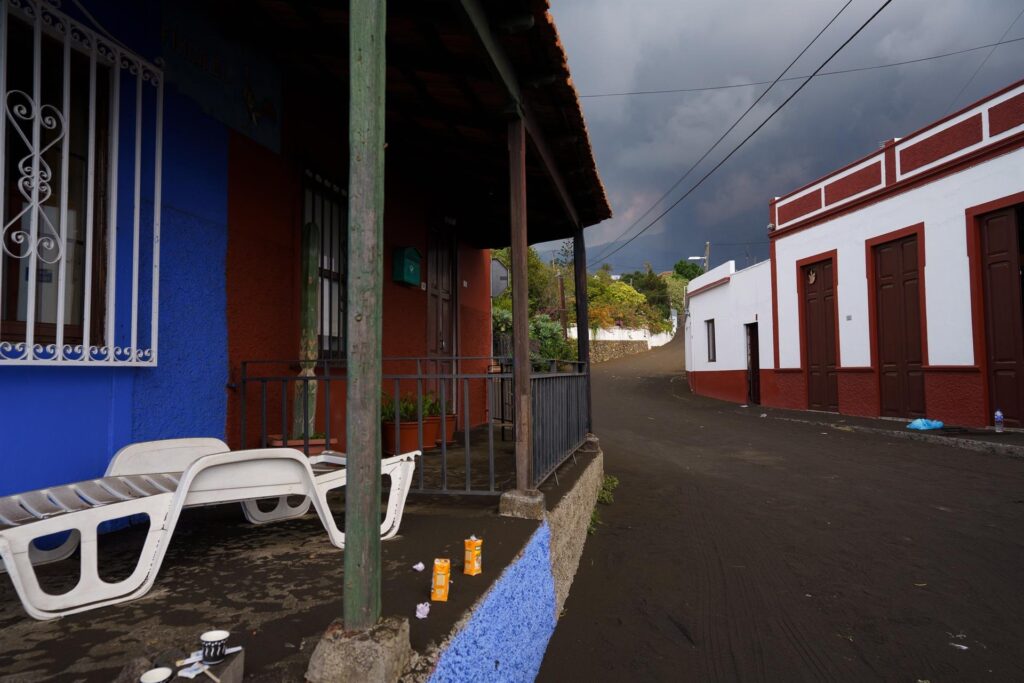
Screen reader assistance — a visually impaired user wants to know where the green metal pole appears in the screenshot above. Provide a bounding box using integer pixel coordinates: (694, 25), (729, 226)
(344, 0), (386, 631)
(292, 221), (321, 441)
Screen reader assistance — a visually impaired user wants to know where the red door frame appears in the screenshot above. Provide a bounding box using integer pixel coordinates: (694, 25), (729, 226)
(966, 191), (1024, 424)
(864, 223), (928, 413)
(796, 250), (840, 407)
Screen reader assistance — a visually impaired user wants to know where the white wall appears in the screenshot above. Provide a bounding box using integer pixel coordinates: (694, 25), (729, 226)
(774, 147), (1024, 369)
(567, 325), (675, 348)
(685, 260), (774, 373)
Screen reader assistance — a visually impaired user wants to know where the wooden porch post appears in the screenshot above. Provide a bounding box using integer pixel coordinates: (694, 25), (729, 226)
(509, 116), (532, 491)
(573, 227), (592, 432)
(344, 0), (386, 632)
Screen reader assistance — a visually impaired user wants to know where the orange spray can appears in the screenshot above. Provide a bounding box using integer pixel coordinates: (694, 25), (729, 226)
(431, 559), (451, 602)
(464, 536), (482, 576)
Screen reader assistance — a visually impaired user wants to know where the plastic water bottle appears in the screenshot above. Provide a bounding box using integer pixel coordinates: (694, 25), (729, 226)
(995, 410), (1004, 434)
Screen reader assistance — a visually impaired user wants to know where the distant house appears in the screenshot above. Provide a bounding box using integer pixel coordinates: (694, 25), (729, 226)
(685, 78), (1024, 427)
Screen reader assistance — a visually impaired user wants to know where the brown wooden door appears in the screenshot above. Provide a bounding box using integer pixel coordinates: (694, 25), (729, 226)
(874, 235), (926, 418)
(980, 206), (1024, 426)
(427, 226), (457, 409)
(803, 259), (838, 411)
(427, 226), (455, 358)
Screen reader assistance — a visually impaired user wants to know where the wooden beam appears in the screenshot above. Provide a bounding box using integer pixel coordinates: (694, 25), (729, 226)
(509, 117), (532, 491)
(344, 0), (387, 632)
(573, 228), (592, 432)
(457, 0), (581, 230)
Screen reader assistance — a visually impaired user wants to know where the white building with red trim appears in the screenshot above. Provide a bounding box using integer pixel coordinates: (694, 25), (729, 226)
(685, 78), (1024, 427)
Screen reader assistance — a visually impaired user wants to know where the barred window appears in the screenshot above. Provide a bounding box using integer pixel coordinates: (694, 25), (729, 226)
(0, 0), (162, 365)
(303, 171), (346, 360)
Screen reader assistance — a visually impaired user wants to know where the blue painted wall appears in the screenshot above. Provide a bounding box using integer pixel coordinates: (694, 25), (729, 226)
(0, 1), (228, 496)
(430, 523), (558, 683)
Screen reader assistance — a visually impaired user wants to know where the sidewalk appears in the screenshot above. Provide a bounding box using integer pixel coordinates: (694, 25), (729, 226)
(738, 403), (1024, 458)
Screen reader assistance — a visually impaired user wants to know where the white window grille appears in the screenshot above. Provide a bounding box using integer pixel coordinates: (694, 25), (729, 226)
(0, 0), (162, 365)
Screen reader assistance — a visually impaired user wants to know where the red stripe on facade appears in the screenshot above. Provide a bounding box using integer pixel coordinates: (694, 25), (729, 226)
(777, 190), (822, 224)
(769, 131), (1024, 240)
(899, 114), (983, 174)
(824, 161), (881, 205)
(688, 370), (749, 404)
(989, 91), (1024, 136)
(687, 276), (731, 298)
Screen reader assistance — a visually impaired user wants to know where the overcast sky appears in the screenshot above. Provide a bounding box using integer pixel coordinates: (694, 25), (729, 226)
(544, 0), (1024, 274)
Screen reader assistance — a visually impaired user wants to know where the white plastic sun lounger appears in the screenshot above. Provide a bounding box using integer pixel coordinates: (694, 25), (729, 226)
(0, 439), (418, 620)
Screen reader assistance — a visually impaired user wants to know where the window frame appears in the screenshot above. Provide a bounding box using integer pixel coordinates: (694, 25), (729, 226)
(706, 319), (716, 362)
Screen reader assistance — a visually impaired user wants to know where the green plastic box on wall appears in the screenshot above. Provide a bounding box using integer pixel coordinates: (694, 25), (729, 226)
(392, 246), (421, 287)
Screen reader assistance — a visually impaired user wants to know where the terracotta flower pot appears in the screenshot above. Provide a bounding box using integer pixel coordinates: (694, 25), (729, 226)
(382, 417), (441, 455)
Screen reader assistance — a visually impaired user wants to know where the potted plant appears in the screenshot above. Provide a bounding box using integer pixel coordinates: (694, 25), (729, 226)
(382, 392), (436, 454)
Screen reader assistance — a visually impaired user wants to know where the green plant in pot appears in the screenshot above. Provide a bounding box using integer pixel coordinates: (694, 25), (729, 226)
(380, 391), (455, 454)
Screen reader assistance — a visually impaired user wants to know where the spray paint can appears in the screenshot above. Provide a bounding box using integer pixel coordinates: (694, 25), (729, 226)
(464, 535), (483, 576)
(431, 559), (451, 602)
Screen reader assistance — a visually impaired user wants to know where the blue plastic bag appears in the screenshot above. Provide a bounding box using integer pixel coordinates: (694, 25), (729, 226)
(907, 418), (944, 430)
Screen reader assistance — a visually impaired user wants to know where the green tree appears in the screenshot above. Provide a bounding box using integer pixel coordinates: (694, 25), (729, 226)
(492, 246), (558, 317)
(673, 259), (703, 280)
(661, 272), (687, 313)
(621, 264), (671, 320)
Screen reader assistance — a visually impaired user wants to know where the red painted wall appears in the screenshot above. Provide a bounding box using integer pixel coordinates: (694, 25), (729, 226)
(457, 242), (492, 427)
(836, 370), (879, 417)
(760, 370), (807, 410)
(225, 133), (302, 450)
(688, 370), (748, 404)
(224, 135), (493, 449)
(924, 370), (987, 427)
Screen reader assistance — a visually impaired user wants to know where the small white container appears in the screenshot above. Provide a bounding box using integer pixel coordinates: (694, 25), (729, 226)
(139, 667), (173, 683)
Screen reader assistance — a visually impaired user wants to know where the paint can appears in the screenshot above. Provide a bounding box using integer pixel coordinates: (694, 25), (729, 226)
(463, 536), (482, 576)
(431, 558), (451, 602)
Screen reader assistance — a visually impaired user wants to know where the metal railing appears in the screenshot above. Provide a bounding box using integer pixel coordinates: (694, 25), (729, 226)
(238, 355), (586, 495)
(530, 362), (588, 487)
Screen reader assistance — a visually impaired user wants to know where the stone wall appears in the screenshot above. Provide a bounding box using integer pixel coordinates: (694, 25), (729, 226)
(546, 444), (604, 615)
(590, 340), (649, 363)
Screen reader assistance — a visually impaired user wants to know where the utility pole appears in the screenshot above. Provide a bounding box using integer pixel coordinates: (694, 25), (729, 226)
(703, 241), (711, 272)
(344, 0), (386, 632)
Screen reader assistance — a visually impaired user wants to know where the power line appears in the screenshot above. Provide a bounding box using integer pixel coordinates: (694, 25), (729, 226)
(943, 7), (1024, 115)
(579, 36), (1024, 99)
(587, 0), (853, 266)
(591, 0), (895, 269)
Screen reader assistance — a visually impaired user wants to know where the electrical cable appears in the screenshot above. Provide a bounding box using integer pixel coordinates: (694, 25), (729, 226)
(943, 6), (1024, 115)
(579, 36), (1024, 99)
(591, 0), (895, 268)
(587, 0), (853, 266)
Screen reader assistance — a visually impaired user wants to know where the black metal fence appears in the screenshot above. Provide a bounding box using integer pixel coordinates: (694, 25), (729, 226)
(530, 363), (588, 487)
(238, 356), (586, 496)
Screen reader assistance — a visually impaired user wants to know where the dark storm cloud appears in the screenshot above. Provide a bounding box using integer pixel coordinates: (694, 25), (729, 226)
(546, 0), (1024, 273)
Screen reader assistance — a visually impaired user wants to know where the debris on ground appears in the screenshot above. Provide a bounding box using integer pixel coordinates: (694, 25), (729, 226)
(415, 602), (430, 619)
(412, 562), (425, 572)
(949, 643), (969, 651)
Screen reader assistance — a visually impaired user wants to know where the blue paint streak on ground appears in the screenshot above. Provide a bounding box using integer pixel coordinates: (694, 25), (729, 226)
(430, 522), (557, 683)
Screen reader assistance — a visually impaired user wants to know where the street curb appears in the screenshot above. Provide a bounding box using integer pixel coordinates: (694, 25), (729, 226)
(770, 415), (1024, 459)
